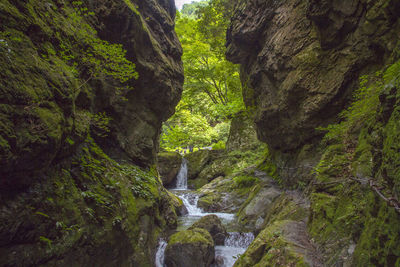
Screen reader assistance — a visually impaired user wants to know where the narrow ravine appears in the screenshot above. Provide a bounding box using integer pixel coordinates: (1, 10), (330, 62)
(156, 159), (254, 267)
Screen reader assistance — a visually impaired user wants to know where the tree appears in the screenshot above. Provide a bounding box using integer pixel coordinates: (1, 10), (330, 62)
(175, 7), (244, 121)
(160, 0), (244, 151)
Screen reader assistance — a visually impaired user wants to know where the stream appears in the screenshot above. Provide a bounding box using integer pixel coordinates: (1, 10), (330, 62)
(155, 158), (254, 267)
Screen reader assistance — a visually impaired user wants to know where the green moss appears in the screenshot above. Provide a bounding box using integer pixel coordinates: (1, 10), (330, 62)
(188, 178), (208, 189)
(353, 192), (400, 266)
(169, 228), (214, 246)
(35, 105), (63, 140)
(236, 184), (262, 223)
(381, 106), (400, 196)
(123, 0), (140, 15)
(257, 149), (279, 183)
(235, 220), (308, 267)
(263, 194), (308, 226)
(308, 60), (400, 265)
(233, 175), (259, 188)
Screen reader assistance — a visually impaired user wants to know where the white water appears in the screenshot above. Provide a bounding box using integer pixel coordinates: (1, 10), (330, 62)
(175, 158), (188, 190)
(156, 162), (254, 267)
(155, 239), (167, 267)
(213, 232), (255, 267)
(214, 246), (246, 267)
(175, 191), (235, 231)
(224, 232), (254, 248)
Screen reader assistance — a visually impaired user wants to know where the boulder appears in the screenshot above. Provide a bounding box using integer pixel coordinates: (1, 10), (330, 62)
(237, 186), (281, 231)
(189, 215), (228, 245)
(167, 191), (188, 216)
(157, 152), (182, 187)
(165, 228), (215, 267)
(185, 150), (212, 180)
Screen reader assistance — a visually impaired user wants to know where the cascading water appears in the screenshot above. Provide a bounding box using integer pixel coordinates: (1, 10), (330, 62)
(175, 158), (188, 190)
(179, 192), (203, 215)
(156, 159), (254, 267)
(224, 232), (254, 248)
(155, 239), (167, 267)
(214, 232), (255, 267)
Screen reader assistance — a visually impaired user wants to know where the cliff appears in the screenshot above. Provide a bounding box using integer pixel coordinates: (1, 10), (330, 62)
(0, 0), (183, 265)
(227, 0), (400, 265)
(227, 0), (399, 154)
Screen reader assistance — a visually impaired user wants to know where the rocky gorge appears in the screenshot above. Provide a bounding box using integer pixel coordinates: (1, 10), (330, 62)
(0, 0), (183, 265)
(1, 0), (400, 266)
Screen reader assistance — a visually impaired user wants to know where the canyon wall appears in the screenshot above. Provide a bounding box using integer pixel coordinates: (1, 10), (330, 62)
(0, 0), (183, 265)
(227, 0), (400, 265)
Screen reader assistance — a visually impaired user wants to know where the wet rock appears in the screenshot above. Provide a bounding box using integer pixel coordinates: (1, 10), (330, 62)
(157, 152), (182, 187)
(189, 215), (228, 245)
(165, 228), (215, 267)
(165, 190), (188, 219)
(197, 177), (245, 213)
(214, 255), (224, 266)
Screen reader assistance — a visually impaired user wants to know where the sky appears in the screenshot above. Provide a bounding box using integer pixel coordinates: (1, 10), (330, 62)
(175, 0), (202, 10)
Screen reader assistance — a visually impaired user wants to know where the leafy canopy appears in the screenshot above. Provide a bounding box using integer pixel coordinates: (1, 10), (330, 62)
(161, 0), (243, 151)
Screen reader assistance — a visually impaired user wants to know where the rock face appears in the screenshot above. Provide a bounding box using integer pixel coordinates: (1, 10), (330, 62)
(234, 192), (321, 267)
(157, 152), (182, 187)
(226, 111), (259, 152)
(0, 0), (183, 188)
(189, 215), (228, 245)
(185, 150), (226, 189)
(0, 0), (183, 265)
(164, 228), (215, 267)
(227, 0), (400, 266)
(226, 0), (400, 153)
(92, 0), (184, 167)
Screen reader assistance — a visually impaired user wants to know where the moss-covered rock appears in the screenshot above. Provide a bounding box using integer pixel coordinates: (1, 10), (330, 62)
(236, 184), (281, 231)
(197, 173), (257, 213)
(167, 190), (188, 216)
(307, 61), (400, 266)
(189, 215), (228, 245)
(185, 150), (212, 180)
(0, 0), (183, 265)
(0, 136), (178, 266)
(157, 152), (182, 187)
(226, 111), (259, 152)
(234, 193), (320, 267)
(165, 228), (215, 267)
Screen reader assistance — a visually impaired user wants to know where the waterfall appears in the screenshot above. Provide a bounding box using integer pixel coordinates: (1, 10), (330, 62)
(157, 159), (254, 267)
(179, 193), (203, 215)
(155, 239), (167, 267)
(213, 232), (255, 267)
(224, 232), (255, 248)
(175, 158), (188, 190)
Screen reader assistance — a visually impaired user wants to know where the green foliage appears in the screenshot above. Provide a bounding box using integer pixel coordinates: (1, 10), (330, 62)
(212, 140), (226, 150)
(181, 0), (209, 18)
(39, 0), (138, 122)
(233, 175), (259, 188)
(309, 60), (400, 265)
(318, 61), (400, 144)
(91, 112), (111, 137)
(162, 0), (244, 151)
(161, 104), (216, 149)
